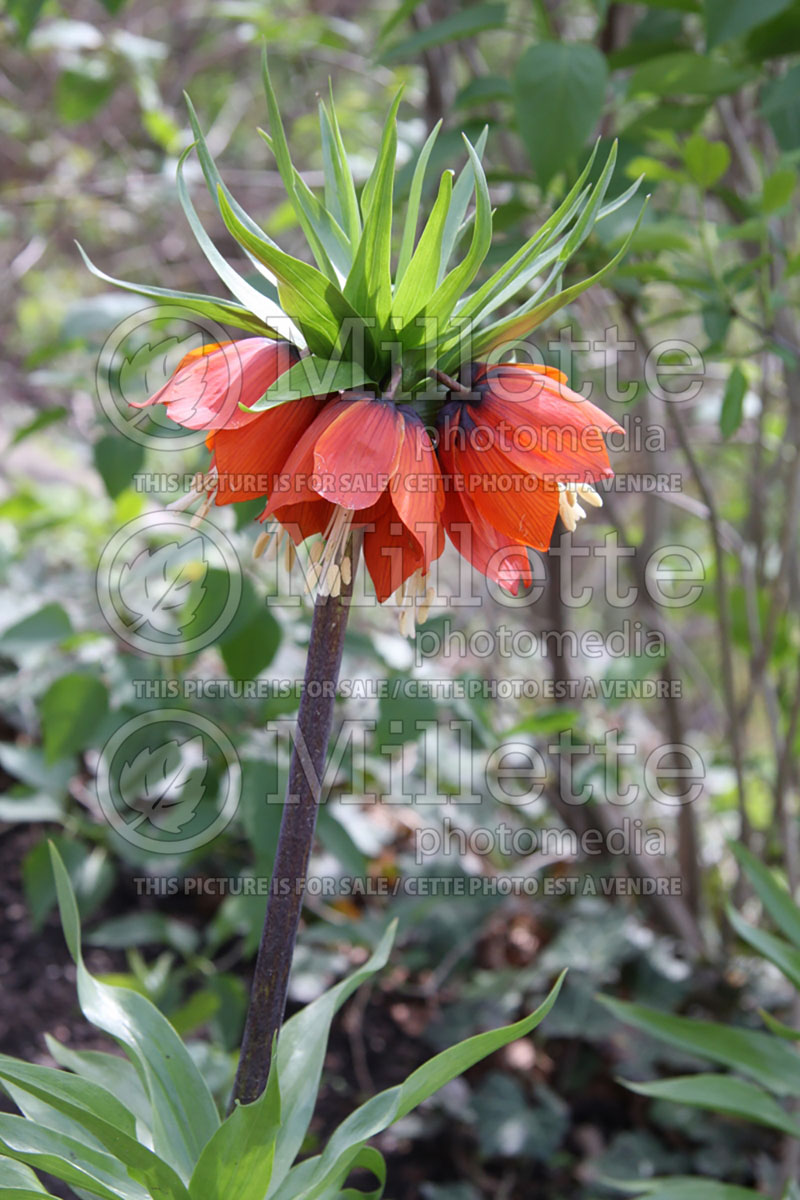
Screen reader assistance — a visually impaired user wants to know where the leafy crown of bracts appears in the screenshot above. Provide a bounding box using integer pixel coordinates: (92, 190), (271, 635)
(79, 49), (646, 418)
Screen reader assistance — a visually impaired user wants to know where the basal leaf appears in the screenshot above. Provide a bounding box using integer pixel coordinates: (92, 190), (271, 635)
(290, 973), (565, 1200)
(267, 923), (397, 1194)
(189, 1047), (280, 1200)
(49, 845), (219, 1183)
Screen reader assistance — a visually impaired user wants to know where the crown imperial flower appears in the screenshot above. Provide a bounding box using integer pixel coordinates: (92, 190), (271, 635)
(85, 53), (643, 625)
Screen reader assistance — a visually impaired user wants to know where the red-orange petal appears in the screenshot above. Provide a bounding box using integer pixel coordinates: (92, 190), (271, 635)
(313, 397), (405, 511)
(388, 408), (445, 570)
(133, 339), (300, 432)
(214, 394), (326, 504)
(264, 399), (353, 514)
(440, 423), (560, 550)
(361, 492), (426, 602)
(441, 484), (533, 595)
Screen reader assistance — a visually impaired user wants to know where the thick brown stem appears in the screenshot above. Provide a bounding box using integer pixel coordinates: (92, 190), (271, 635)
(231, 543), (358, 1108)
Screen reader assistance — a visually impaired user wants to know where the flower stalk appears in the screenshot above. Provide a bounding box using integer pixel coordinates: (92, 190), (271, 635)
(231, 536), (360, 1108)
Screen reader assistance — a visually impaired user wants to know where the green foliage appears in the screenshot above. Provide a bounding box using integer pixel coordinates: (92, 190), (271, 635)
(601, 844), (800, 1197)
(513, 42), (609, 187)
(0, 846), (564, 1199)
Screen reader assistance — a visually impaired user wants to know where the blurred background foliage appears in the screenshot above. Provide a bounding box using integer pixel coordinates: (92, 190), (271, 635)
(1, 0), (800, 1195)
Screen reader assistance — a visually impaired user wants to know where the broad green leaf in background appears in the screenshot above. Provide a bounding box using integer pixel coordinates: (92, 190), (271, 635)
(598, 994), (800, 1097)
(513, 42), (609, 186)
(628, 52), (753, 98)
(39, 673), (109, 763)
(50, 845), (219, 1182)
(219, 608), (282, 683)
(761, 63), (800, 151)
(623, 1073), (800, 1137)
(719, 365), (747, 437)
(609, 1181), (762, 1199)
(0, 605), (73, 652)
(379, 3), (506, 64)
(684, 133), (730, 187)
(93, 435), (145, 499)
(762, 166), (796, 212)
(704, 0), (795, 48)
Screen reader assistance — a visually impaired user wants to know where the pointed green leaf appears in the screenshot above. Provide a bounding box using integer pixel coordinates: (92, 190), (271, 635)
(623, 1073), (800, 1137)
(398, 134), (491, 350)
(248, 357), (369, 410)
(0, 1058), (189, 1200)
(44, 1038), (151, 1130)
(189, 1047), (280, 1200)
(395, 119), (442, 282)
(462, 198), (648, 364)
(77, 245), (277, 338)
(260, 51), (340, 283)
(0, 1114), (144, 1200)
(438, 124), (488, 281)
(456, 144), (600, 323)
(216, 189), (375, 367)
(598, 993), (800, 1097)
(290, 973), (565, 1200)
(345, 91), (402, 332)
(728, 906), (800, 990)
(391, 169), (453, 327)
(267, 923), (397, 1193)
(49, 845), (218, 1183)
(0, 1156), (51, 1192)
(176, 145), (291, 337)
(731, 841), (800, 949)
(258, 128), (352, 278)
(324, 86), (361, 247)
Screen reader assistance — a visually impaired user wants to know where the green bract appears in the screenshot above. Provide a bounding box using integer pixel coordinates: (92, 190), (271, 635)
(79, 50), (645, 413)
(0, 845), (564, 1200)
